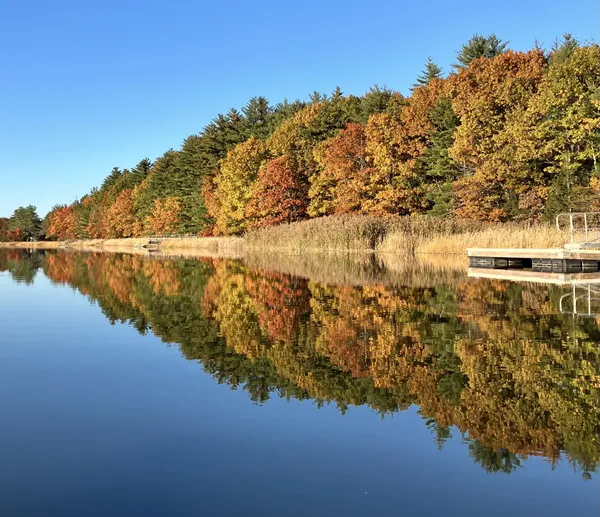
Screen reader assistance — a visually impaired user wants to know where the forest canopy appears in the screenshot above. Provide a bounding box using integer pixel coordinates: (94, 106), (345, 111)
(3, 34), (599, 241)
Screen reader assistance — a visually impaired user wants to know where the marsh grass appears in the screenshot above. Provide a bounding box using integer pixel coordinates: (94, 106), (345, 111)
(417, 224), (569, 254)
(0, 241), (65, 249)
(246, 215), (571, 255)
(246, 214), (487, 254)
(158, 236), (244, 255)
(245, 215), (393, 252)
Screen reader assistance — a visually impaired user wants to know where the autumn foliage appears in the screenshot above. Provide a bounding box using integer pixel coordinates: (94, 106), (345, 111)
(106, 188), (141, 238)
(146, 197), (183, 235)
(13, 37), (599, 239)
(46, 206), (77, 240)
(246, 155), (308, 228)
(0, 218), (24, 242)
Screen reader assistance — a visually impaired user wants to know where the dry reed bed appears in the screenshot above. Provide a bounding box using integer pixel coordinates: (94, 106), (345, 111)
(246, 215), (569, 255)
(158, 236), (244, 255)
(415, 224), (569, 254)
(245, 214), (487, 254)
(0, 241), (63, 249)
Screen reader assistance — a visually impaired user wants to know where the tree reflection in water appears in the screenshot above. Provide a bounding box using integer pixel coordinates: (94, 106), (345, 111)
(1, 248), (598, 479)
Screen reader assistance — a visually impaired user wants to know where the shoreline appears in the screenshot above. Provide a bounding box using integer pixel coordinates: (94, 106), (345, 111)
(0, 237), (245, 257)
(0, 215), (569, 257)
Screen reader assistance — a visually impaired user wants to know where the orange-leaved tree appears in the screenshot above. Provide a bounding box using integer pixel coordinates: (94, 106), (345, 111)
(310, 123), (374, 216)
(106, 188), (143, 238)
(145, 197), (183, 235)
(246, 155), (308, 228)
(449, 50), (547, 220)
(46, 205), (77, 240)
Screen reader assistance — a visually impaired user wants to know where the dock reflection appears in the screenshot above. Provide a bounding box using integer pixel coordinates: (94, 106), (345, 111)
(468, 268), (600, 318)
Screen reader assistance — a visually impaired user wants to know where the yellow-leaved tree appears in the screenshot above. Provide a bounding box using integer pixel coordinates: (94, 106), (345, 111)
(212, 137), (268, 234)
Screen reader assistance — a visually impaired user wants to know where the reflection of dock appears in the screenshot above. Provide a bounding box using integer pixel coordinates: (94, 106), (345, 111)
(467, 268), (600, 285)
(468, 248), (600, 260)
(467, 268), (600, 317)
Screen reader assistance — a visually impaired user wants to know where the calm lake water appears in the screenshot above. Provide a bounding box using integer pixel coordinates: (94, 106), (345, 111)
(0, 249), (598, 516)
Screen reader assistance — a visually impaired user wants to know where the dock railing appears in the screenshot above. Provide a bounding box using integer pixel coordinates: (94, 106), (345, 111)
(556, 212), (600, 246)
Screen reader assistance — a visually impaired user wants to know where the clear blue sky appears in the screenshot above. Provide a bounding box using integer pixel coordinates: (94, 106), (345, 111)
(1, 0), (598, 217)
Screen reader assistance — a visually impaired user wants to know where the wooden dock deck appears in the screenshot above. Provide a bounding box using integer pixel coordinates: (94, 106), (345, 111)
(467, 248), (600, 260)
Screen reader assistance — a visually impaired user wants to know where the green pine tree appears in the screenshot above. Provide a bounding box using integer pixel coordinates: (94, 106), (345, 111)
(544, 170), (595, 221)
(453, 33), (508, 69)
(242, 96), (274, 140)
(415, 98), (461, 215)
(413, 57), (443, 89)
(269, 98), (306, 129)
(9, 205), (42, 240)
(549, 33), (579, 65)
(131, 158), (153, 185)
(100, 167), (122, 192)
(359, 85), (394, 123)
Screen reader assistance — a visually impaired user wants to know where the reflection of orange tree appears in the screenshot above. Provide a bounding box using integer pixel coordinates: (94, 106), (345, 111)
(201, 260), (266, 358)
(45, 253), (79, 285)
(202, 262), (311, 352)
(142, 259), (182, 297)
(201, 262), (396, 407)
(309, 283), (430, 380)
(308, 281), (463, 429)
(245, 268), (311, 343)
(202, 263), (460, 413)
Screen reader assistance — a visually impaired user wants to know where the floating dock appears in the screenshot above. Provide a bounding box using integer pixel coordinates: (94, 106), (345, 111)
(467, 248), (600, 274)
(467, 213), (600, 293)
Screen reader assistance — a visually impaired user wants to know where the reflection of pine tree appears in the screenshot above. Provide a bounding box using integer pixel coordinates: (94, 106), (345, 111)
(4, 249), (43, 284)
(468, 442), (522, 474)
(425, 418), (452, 450)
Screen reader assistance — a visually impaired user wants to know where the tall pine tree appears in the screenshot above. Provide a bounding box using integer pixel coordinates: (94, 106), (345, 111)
(412, 58), (443, 89)
(549, 33), (579, 65)
(453, 34), (508, 69)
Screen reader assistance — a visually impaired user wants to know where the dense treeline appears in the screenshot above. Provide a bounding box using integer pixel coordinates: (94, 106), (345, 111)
(3, 34), (599, 241)
(2, 249), (599, 477)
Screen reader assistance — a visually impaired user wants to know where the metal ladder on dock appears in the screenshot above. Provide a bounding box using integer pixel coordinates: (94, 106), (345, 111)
(556, 212), (600, 249)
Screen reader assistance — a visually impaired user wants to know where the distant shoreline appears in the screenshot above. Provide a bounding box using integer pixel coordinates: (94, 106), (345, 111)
(0, 214), (568, 256)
